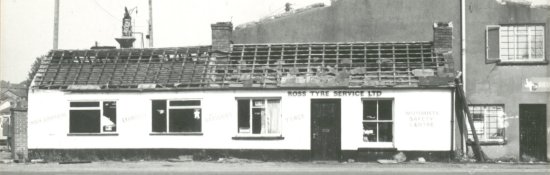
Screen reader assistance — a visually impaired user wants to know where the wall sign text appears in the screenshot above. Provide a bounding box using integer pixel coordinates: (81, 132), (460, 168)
(287, 90), (382, 97)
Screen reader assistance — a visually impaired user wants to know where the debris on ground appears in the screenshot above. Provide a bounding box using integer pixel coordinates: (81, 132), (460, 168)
(377, 159), (398, 164)
(378, 152), (407, 164)
(217, 157), (262, 163)
(167, 155), (193, 162)
(418, 157), (426, 163)
(58, 160), (92, 164)
(393, 152), (407, 163)
(30, 159), (46, 163)
(0, 159), (14, 164)
(409, 157), (427, 164)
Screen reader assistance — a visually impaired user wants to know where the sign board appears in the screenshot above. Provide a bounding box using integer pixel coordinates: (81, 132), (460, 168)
(523, 77), (550, 92)
(287, 90), (382, 97)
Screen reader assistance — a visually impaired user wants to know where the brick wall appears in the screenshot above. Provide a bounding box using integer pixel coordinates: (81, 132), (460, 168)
(433, 22), (453, 54)
(211, 22), (233, 52)
(11, 108), (28, 161)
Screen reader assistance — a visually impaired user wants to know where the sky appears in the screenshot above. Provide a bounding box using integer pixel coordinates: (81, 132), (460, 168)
(0, 0), (331, 83)
(1, 0), (548, 83)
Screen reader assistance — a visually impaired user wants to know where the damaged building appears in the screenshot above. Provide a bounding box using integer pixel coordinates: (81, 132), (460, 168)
(21, 0), (549, 162)
(26, 23), (458, 162)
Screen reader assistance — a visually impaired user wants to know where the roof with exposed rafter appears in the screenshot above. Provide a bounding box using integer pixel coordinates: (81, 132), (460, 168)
(32, 41), (455, 91)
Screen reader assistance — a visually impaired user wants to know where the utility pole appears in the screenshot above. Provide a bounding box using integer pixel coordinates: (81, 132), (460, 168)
(53, 0), (60, 49)
(148, 0), (153, 47)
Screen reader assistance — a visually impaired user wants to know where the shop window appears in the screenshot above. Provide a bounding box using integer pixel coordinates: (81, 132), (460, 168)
(467, 105), (506, 144)
(69, 101), (116, 133)
(237, 98), (281, 135)
(486, 25), (545, 63)
(363, 99), (393, 142)
(151, 100), (201, 133)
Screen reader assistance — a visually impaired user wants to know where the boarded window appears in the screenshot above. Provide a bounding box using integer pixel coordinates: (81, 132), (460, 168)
(152, 100), (202, 133)
(362, 99), (393, 142)
(237, 98), (281, 134)
(69, 101), (116, 133)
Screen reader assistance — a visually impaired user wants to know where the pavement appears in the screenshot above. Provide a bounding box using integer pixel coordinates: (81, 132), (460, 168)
(0, 160), (549, 175)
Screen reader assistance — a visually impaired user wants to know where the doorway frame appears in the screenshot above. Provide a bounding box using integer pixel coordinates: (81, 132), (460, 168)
(310, 98), (342, 160)
(519, 103), (547, 162)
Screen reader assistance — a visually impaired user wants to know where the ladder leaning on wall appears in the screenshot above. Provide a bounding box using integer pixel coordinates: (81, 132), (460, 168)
(454, 72), (485, 162)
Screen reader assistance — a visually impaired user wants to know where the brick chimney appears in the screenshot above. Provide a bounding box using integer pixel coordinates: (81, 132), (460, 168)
(211, 22), (233, 52)
(433, 22), (453, 54)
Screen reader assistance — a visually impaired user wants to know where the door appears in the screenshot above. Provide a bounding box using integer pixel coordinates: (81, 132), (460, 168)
(519, 104), (547, 162)
(311, 99), (341, 160)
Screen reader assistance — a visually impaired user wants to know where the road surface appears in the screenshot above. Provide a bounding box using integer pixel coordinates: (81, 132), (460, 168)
(1, 161), (548, 175)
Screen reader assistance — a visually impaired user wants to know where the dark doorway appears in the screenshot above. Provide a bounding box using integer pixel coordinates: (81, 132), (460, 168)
(311, 99), (341, 160)
(519, 104), (547, 162)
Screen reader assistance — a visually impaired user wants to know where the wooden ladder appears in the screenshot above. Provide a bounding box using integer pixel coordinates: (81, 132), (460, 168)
(455, 75), (485, 162)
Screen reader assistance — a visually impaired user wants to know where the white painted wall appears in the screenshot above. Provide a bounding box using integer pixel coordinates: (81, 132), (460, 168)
(339, 89), (453, 151)
(27, 88), (452, 151)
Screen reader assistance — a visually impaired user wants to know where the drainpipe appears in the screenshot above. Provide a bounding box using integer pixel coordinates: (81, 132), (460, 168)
(460, 0), (467, 156)
(451, 89), (455, 160)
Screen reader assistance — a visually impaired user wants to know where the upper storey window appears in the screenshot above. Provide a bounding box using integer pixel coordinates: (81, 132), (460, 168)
(486, 25), (545, 64)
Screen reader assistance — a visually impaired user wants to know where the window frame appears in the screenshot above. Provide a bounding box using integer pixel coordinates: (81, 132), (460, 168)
(467, 104), (506, 145)
(362, 98), (394, 144)
(486, 24), (547, 64)
(150, 99), (203, 135)
(234, 97), (283, 139)
(67, 100), (118, 136)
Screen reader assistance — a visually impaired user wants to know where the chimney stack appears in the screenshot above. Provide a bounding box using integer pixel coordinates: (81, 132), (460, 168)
(433, 22), (453, 54)
(433, 22), (455, 74)
(211, 22), (233, 52)
(115, 7), (136, 49)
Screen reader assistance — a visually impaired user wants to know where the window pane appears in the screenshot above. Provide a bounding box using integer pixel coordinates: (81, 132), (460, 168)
(378, 122), (393, 142)
(253, 100), (265, 107)
(487, 27), (500, 60)
(468, 105), (505, 142)
(152, 100), (167, 132)
(472, 113), (483, 121)
(378, 100), (392, 120)
(265, 100), (281, 134)
(252, 108), (264, 134)
(499, 25), (545, 62)
(70, 110), (100, 133)
(363, 122), (377, 142)
(363, 101), (377, 120)
(237, 100), (250, 133)
(170, 100), (200, 106)
(169, 109), (201, 132)
(102, 101), (116, 132)
(70, 102), (100, 107)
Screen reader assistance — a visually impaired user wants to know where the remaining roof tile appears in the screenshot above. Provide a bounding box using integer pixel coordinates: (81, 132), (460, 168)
(33, 42), (453, 90)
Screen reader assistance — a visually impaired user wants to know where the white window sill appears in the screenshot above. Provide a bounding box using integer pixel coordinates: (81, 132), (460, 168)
(496, 60), (548, 65)
(67, 133), (118, 136)
(359, 142), (395, 148)
(149, 132), (203, 136)
(232, 134), (284, 140)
